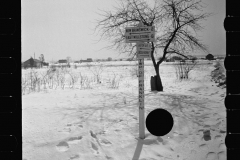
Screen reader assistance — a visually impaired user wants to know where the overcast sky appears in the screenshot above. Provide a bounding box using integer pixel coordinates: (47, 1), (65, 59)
(22, 0), (225, 62)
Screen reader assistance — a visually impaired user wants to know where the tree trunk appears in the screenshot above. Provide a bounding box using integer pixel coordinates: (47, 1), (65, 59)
(155, 64), (163, 91)
(150, 42), (164, 92)
(151, 63), (163, 92)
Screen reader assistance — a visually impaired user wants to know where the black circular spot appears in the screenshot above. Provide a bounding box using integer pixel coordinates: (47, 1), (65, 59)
(146, 108), (174, 136)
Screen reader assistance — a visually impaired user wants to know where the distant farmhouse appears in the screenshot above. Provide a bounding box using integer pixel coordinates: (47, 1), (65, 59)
(22, 57), (48, 69)
(58, 59), (68, 64)
(74, 60), (80, 63)
(80, 58), (93, 63)
(107, 57), (112, 61)
(57, 59), (70, 67)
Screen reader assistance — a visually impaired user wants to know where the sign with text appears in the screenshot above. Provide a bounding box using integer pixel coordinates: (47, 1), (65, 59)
(138, 57), (145, 139)
(137, 47), (151, 52)
(124, 22), (154, 139)
(137, 42), (152, 48)
(125, 33), (155, 43)
(137, 50), (151, 59)
(137, 43), (152, 51)
(125, 26), (155, 34)
(138, 59), (144, 110)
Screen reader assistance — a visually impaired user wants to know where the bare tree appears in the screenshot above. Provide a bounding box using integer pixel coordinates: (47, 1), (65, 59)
(66, 57), (71, 67)
(95, 0), (211, 91)
(39, 54), (45, 68)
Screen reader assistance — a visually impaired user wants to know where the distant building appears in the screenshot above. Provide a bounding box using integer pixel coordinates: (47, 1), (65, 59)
(87, 58), (93, 62)
(42, 62), (49, 66)
(22, 57), (42, 69)
(187, 55), (197, 60)
(166, 59), (174, 62)
(165, 56), (184, 62)
(215, 56), (225, 60)
(57, 59), (70, 67)
(58, 59), (68, 63)
(74, 60), (80, 63)
(80, 58), (93, 63)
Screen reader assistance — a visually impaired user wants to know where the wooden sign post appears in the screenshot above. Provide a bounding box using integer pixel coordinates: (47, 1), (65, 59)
(138, 54), (145, 139)
(125, 22), (155, 139)
(137, 22), (145, 139)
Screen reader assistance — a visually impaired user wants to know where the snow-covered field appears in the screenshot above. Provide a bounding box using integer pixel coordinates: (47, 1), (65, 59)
(22, 60), (226, 160)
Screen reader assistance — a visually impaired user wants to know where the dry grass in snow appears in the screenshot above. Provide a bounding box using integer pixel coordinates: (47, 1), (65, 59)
(22, 60), (226, 160)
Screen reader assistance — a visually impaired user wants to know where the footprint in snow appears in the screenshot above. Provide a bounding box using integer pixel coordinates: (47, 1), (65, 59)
(90, 130), (97, 139)
(205, 152), (217, 160)
(199, 143), (209, 152)
(68, 154), (80, 160)
(78, 124), (83, 128)
(58, 127), (71, 134)
(91, 141), (99, 155)
(202, 130), (211, 141)
(56, 141), (69, 152)
(105, 155), (114, 160)
(99, 138), (112, 146)
(218, 143), (226, 151)
(214, 135), (222, 141)
(191, 149), (197, 155)
(66, 123), (72, 126)
(67, 136), (83, 144)
(217, 151), (226, 160)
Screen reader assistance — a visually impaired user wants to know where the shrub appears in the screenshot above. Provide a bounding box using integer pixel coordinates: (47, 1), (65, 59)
(68, 72), (79, 89)
(211, 61), (226, 88)
(108, 72), (122, 89)
(87, 64), (104, 84)
(206, 54), (214, 60)
(174, 60), (198, 80)
(22, 75), (28, 94)
(172, 56), (184, 61)
(130, 65), (138, 78)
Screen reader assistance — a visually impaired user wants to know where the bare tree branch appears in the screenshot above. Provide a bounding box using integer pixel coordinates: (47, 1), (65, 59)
(94, 0), (212, 73)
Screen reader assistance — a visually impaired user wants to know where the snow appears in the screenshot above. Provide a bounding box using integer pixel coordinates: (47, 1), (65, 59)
(22, 60), (226, 160)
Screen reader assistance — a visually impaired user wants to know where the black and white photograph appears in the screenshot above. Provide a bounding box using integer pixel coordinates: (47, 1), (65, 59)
(22, 0), (226, 159)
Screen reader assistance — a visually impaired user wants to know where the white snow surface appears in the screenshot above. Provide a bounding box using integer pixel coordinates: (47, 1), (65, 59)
(22, 61), (226, 160)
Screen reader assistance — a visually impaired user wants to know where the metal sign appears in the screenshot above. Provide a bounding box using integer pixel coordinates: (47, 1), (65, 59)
(125, 33), (155, 43)
(137, 50), (151, 58)
(137, 42), (152, 48)
(137, 43), (152, 51)
(137, 47), (152, 51)
(125, 26), (155, 34)
(137, 48), (152, 52)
